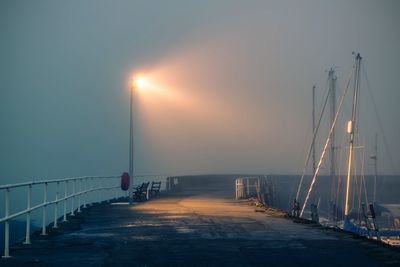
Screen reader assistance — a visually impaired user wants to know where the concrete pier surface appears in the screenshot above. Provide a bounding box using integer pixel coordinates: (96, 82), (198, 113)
(2, 193), (399, 266)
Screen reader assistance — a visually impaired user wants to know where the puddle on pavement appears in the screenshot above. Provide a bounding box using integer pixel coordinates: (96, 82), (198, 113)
(130, 235), (158, 241)
(175, 226), (195, 234)
(68, 232), (115, 238)
(163, 215), (187, 219)
(124, 223), (163, 228)
(111, 202), (134, 205)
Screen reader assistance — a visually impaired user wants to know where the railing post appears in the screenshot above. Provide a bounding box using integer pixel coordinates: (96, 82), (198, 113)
(83, 177), (87, 209)
(115, 179), (118, 200)
(98, 179), (102, 203)
(235, 179), (238, 200)
(246, 178), (250, 197)
(41, 182), (47, 235)
(63, 181), (67, 222)
(3, 188), (10, 258)
(107, 179), (111, 203)
(24, 184), (32, 244)
(71, 179), (75, 216)
(54, 181), (59, 228)
(77, 179), (81, 213)
(91, 177), (94, 206)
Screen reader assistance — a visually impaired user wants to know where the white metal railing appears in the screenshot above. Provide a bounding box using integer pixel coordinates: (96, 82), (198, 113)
(0, 175), (123, 258)
(235, 176), (259, 200)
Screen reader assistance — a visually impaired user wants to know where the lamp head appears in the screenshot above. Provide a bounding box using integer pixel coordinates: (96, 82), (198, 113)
(132, 76), (149, 90)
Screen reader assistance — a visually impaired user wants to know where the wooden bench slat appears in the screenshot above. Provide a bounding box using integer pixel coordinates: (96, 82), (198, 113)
(149, 181), (162, 197)
(133, 182), (149, 201)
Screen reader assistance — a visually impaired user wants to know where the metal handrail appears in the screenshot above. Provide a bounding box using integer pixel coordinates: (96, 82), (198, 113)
(235, 176), (260, 200)
(0, 175), (117, 190)
(1, 175), (122, 258)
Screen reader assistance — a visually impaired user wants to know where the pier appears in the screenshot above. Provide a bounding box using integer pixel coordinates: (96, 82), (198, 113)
(1, 176), (399, 266)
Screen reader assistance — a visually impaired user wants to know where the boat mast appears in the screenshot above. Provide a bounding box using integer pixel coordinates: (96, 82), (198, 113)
(344, 53), (362, 217)
(328, 68), (337, 220)
(371, 133), (378, 203)
(312, 85), (316, 175)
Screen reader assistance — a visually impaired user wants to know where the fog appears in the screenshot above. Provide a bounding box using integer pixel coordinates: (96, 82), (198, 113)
(1, 0), (399, 184)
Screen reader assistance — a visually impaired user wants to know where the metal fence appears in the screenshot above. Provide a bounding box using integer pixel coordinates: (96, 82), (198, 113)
(235, 176), (274, 206)
(0, 175), (123, 258)
(235, 176), (260, 200)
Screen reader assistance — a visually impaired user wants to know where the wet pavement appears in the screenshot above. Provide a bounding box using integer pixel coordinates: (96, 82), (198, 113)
(1, 192), (399, 266)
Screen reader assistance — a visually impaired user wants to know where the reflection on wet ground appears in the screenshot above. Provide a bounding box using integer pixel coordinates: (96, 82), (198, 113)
(2, 192), (399, 266)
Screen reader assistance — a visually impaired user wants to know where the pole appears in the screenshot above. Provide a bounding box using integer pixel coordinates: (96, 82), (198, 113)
(78, 179), (81, 212)
(129, 81), (135, 204)
(41, 182), (47, 235)
(329, 69), (336, 183)
(311, 85), (317, 208)
(3, 188), (10, 258)
(329, 68), (337, 220)
(344, 53), (362, 217)
(373, 133), (378, 203)
(54, 182), (59, 228)
(312, 85), (316, 175)
(71, 180), (75, 216)
(63, 181), (67, 221)
(24, 185), (31, 244)
(83, 177), (87, 208)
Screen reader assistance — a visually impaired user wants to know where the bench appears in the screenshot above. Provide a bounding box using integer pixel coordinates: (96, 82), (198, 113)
(133, 182), (150, 201)
(149, 181), (162, 198)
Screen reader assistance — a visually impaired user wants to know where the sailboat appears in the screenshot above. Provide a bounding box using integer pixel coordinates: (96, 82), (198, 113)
(295, 53), (400, 244)
(342, 53), (400, 242)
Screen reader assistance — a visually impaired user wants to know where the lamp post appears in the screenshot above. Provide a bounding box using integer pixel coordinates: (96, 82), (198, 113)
(129, 78), (135, 204)
(128, 76), (148, 204)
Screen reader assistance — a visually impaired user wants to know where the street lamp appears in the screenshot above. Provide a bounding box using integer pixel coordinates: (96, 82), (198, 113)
(129, 77), (135, 204)
(128, 76), (147, 204)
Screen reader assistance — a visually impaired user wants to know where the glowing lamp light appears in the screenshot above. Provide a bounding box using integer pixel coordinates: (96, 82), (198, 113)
(135, 77), (147, 88)
(132, 76), (149, 91)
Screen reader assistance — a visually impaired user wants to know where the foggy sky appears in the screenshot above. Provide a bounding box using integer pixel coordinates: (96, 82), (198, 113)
(1, 0), (399, 183)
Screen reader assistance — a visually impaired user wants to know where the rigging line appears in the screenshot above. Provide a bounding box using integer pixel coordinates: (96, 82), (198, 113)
(290, 94), (316, 209)
(361, 63), (398, 175)
(300, 69), (354, 217)
(360, 147), (369, 207)
(354, 104), (362, 219)
(355, 146), (364, 221)
(355, 160), (361, 222)
(360, 149), (367, 223)
(296, 113), (313, 175)
(295, 77), (330, 201)
(296, 67), (354, 203)
(333, 122), (344, 226)
(339, 131), (348, 221)
(318, 76), (332, 119)
(297, 85), (322, 175)
(353, 132), (362, 215)
(335, 131), (346, 224)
